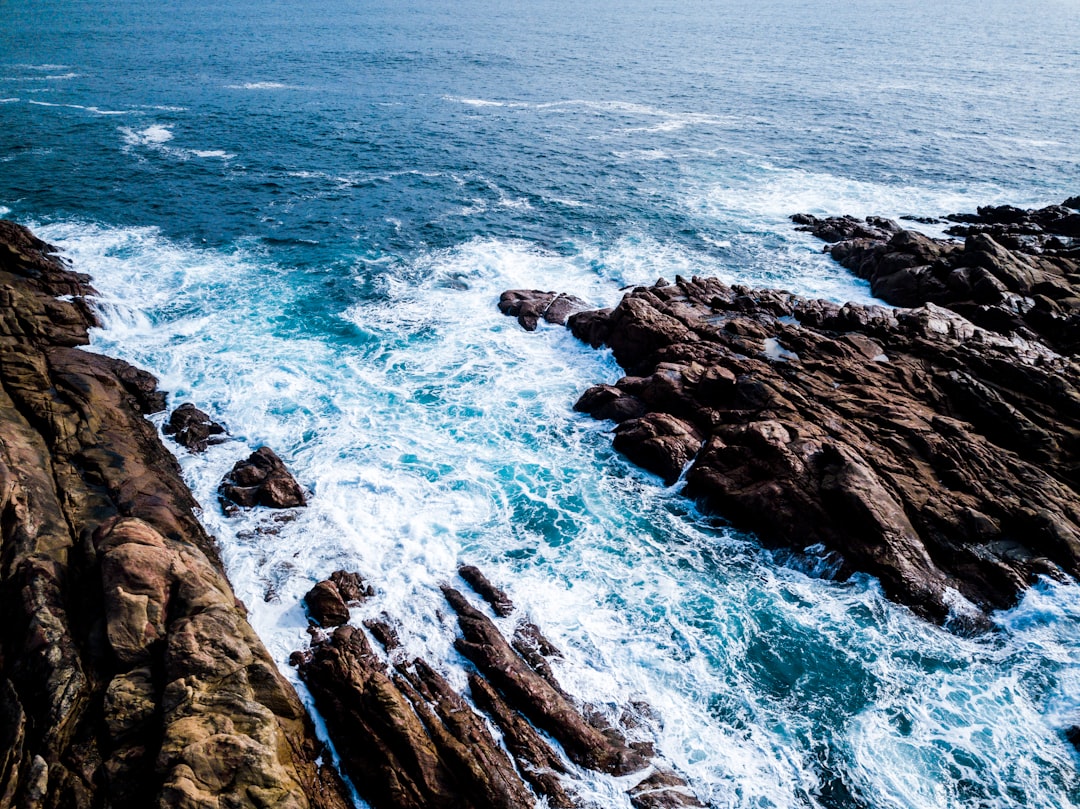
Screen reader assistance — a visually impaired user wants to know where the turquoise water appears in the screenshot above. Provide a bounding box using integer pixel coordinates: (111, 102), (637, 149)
(4, 1), (1080, 806)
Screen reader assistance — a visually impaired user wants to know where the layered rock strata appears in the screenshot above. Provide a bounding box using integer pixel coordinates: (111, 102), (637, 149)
(500, 201), (1080, 625)
(294, 566), (703, 809)
(0, 221), (350, 808)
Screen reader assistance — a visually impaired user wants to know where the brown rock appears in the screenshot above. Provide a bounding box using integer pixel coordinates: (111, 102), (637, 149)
(458, 565), (515, 616)
(501, 257), (1080, 625)
(219, 446), (307, 510)
(304, 581), (351, 628)
(162, 402), (227, 452)
(0, 220), (351, 808)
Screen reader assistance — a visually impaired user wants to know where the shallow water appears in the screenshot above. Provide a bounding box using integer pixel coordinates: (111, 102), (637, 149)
(5, 0), (1080, 805)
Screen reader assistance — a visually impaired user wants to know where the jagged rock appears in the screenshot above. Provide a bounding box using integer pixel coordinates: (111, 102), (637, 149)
(628, 769), (706, 808)
(305, 582), (351, 628)
(794, 201), (1080, 354)
(296, 623), (534, 809)
(0, 220), (350, 808)
(162, 402), (226, 452)
(219, 446), (307, 510)
(497, 289), (589, 331)
(503, 250), (1080, 624)
(443, 585), (648, 775)
(458, 565), (515, 616)
(304, 571), (372, 628)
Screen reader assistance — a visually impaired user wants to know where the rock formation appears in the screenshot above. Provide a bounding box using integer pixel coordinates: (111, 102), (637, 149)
(500, 199), (1080, 627)
(0, 220), (350, 808)
(162, 402), (227, 453)
(220, 446), (307, 511)
(293, 566), (703, 809)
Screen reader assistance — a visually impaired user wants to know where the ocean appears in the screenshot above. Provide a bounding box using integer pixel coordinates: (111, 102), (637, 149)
(3, 0), (1080, 806)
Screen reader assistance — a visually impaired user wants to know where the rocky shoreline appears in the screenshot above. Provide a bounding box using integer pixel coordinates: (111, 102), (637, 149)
(0, 220), (707, 808)
(0, 221), (352, 807)
(501, 198), (1080, 628)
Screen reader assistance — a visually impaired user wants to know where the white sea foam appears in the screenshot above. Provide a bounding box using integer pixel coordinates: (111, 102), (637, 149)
(29, 100), (129, 115)
(121, 124), (174, 146)
(227, 81), (295, 90)
(118, 124), (234, 160)
(0, 98), (17, 104)
(32, 220), (1080, 809)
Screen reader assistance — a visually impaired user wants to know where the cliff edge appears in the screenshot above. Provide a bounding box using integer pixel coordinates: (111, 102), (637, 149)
(0, 220), (351, 808)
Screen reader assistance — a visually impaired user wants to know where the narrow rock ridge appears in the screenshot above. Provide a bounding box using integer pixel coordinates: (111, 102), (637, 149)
(499, 199), (1080, 627)
(0, 220), (351, 808)
(293, 566), (704, 809)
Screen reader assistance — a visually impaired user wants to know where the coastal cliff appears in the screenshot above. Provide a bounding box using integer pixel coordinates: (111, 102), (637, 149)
(501, 199), (1080, 628)
(0, 221), (351, 808)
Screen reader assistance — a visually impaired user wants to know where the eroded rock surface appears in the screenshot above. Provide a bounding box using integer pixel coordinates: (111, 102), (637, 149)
(162, 402), (227, 452)
(220, 445), (307, 510)
(294, 568), (702, 809)
(502, 204), (1080, 624)
(0, 220), (350, 808)
(793, 198), (1080, 354)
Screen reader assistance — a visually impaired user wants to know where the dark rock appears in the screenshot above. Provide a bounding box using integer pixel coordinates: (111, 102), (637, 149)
(162, 402), (226, 452)
(442, 585), (648, 775)
(1064, 196), (1080, 211)
(297, 623), (535, 809)
(0, 220), (351, 808)
(458, 565), (515, 616)
(219, 446), (307, 509)
(500, 262), (1080, 625)
(629, 769), (707, 809)
(497, 289), (589, 331)
(305, 581), (351, 627)
(331, 569), (374, 603)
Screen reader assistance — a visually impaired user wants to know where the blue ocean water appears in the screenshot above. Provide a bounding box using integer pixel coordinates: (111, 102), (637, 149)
(3, 1), (1080, 806)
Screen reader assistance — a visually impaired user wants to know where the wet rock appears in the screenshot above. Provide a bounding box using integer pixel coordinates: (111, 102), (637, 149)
(497, 289), (589, 331)
(629, 769), (707, 809)
(501, 253), (1080, 624)
(459, 565), (515, 616)
(795, 201), (1080, 354)
(443, 585), (648, 775)
(304, 570), (373, 627)
(305, 581), (351, 628)
(219, 446), (307, 510)
(296, 624), (534, 809)
(0, 220), (351, 808)
(162, 402), (227, 452)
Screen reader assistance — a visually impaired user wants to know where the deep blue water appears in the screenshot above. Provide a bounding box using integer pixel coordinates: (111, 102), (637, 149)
(3, 1), (1080, 807)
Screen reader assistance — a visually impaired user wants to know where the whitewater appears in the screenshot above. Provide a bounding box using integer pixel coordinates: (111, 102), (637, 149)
(4, 0), (1080, 805)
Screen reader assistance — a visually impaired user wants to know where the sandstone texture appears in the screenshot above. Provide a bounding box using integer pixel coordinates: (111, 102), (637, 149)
(501, 199), (1080, 626)
(0, 221), (350, 808)
(293, 566), (703, 809)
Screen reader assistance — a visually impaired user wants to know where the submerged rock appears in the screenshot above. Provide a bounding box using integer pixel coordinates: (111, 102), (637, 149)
(501, 207), (1080, 625)
(219, 445), (307, 510)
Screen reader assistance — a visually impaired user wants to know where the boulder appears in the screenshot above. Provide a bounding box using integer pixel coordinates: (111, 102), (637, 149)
(219, 446), (307, 510)
(162, 402), (227, 452)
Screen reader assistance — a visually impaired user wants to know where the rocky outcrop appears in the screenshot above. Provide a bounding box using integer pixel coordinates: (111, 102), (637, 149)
(304, 571), (373, 628)
(293, 567), (702, 809)
(501, 204), (1080, 625)
(497, 290), (589, 331)
(162, 402), (227, 453)
(792, 198), (1080, 354)
(0, 220), (350, 808)
(220, 446), (307, 511)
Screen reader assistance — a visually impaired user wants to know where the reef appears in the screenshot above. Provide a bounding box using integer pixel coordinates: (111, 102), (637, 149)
(0, 221), (350, 808)
(500, 198), (1080, 627)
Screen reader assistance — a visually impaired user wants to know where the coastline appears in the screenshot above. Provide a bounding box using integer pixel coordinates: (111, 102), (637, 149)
(0, 221), (351, 808)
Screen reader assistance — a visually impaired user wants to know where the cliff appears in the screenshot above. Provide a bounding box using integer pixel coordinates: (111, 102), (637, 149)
(0, 221), (351, 808)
